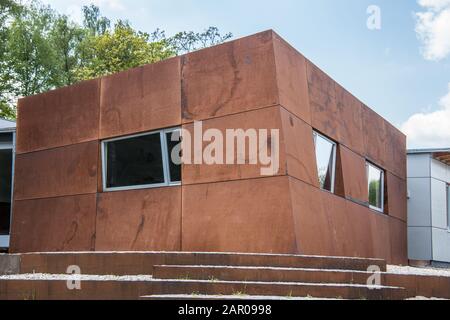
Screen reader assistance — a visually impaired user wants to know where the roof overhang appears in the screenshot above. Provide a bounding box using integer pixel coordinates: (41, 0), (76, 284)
(432, 151), (450, 165)
(408, 148), (450, 166)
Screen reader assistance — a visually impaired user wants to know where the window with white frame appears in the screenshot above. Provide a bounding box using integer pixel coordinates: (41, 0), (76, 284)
(366, 162), (384, 212)
(313, 131), (337, 193)
(102, 128), (181, 191)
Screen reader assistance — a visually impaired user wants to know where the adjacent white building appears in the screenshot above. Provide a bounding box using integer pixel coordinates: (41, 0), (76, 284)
(407, 148), (450, 266)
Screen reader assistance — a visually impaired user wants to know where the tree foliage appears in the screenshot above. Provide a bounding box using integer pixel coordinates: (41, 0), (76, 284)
(74, 20), (175, 80)
(4, 2), (57, 97)
(82, 4), (110, 36)
(0, 0), (233, 120)
(0, 0), (20, 118)
(50, 15), (85, 86)
(169, 27), (233, 54)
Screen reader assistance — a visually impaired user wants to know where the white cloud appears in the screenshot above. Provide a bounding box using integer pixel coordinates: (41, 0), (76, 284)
(415, 0), (450, 61)
(418, 0), (450, 10)
(401, 83), (450, 148)
(40, 0), (125, 23)
(46, 0), (124, 10)
(91, 0), (124, 10)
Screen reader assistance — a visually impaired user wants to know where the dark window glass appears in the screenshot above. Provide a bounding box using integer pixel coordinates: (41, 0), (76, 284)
(0, 149), (12, 235)
(0, 133), (13, 143)
(166, 131), (181, 183)
(313, 132), (336, 193)
(106, 133), (164, 188)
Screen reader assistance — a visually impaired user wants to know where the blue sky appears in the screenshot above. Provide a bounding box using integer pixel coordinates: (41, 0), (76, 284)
(41, 0), (450, 148)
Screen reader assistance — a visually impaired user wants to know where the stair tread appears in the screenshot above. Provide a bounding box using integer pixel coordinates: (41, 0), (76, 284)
(18, 251), (385, 260)
(162, 252), (385, 262)
(154, 265), (378, 273)
(150, 278), (403, 289)
(0, 276), (404, 290)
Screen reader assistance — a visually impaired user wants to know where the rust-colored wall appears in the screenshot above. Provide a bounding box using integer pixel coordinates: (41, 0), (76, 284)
(95, 187), (182, 251)
(10, 30), (407, 264)
(100, 57), (181, 139)
(14, 141), (99, 200)
(182, 177), (297, 254)
(12, 195), (97, 252)
(180, 31), (278, 122)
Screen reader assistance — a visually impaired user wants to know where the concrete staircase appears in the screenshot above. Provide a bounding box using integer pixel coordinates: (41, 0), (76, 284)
(142, 253), (404, 300)
(0, 252), (417, 300)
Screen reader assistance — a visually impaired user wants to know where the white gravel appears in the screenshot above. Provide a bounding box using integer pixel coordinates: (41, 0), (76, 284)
(3, 266), (450, 280)
(387, 265), (450, 277)
(407, 296), (448, 300)
(143, 294), (340, 300)
(0, 273), (153, 281)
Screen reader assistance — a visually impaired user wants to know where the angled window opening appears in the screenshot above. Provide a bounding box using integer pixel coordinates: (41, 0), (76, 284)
(366, 162), (385, 213)
(102, 127), (181, 192)
(165, 128), (182, 184)
(313, 131), (337, 193)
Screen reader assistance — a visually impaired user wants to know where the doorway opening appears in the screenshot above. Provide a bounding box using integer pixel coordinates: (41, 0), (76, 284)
(0, 132), (14, 250)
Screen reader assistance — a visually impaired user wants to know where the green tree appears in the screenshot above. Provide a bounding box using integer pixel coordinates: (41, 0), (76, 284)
(82, 4), (110, 36)
(0, 0), (20, 51)
(0, 2), (232, 119)
(3, 2), (57, 98)
(0, 0), (21, 119)
(0, 100), (15, 120)
(369, 180), (381, 207)
(50, 14), (85, 86)
(169, 26), (233, 54)
(74, 20), (175, 81)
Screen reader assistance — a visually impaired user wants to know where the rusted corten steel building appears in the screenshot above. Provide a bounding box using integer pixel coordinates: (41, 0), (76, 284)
(9, 31), (408, 264)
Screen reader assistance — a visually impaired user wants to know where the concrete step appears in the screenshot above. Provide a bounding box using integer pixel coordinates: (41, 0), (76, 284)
(0, 278), (154, 300)
(147, 279), (406, 300)
(11, 252), (386, 276)
(153, 265), (380, 285)
(0, 275), (404, 300)
(160, 252), (386, 272)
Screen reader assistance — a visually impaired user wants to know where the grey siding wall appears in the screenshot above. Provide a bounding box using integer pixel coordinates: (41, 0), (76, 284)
(407, 153), (450, 263)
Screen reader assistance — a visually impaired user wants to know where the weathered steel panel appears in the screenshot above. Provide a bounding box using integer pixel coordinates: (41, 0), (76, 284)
(182, 106), (286, 185)
(95, 187), (182, 251)
(10, 194), (97, 253)
(16, 79), (100, 154)
(14, 141), (99, 200)
(273, 33), (311, 124)
(100, 57), (181, 139)
(181, 30), (278, 122)
(182, 176), (297, 254)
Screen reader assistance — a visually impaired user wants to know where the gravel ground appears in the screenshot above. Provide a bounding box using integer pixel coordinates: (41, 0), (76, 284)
(387, 265), (450, 277)
(407, 296), (448, 300)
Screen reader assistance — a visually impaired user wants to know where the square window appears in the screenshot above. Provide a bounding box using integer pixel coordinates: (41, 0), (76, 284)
(105, 133), (165, 189)
(366, 162), (384, 212)
(102, 127), (182, 191)
(313, 132), (337, 193)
